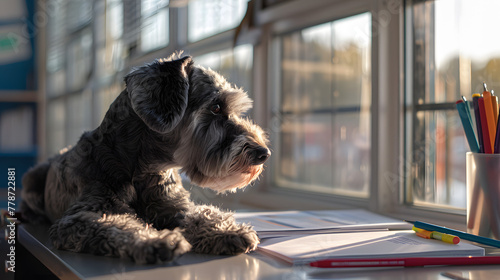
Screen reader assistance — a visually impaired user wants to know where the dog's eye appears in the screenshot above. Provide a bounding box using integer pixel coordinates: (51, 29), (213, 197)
(210, 104), (221, 115)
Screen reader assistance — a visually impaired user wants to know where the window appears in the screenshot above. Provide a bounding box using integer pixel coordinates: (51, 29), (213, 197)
(405, 0), (500, 209)
(273, 13), (372, 197)
(46, 0), (66, 97)
(67, 30), (92, 91)
(194, 45), (253, 96)
(140, 0), (169, 52)
(47, 99), (66, 156)
(66, 0), (93, 31)
(66, 90), (92, 146)
(0, 106), (35, 153)
(188, 0), (248, 42)
(104, 0), (124, 73)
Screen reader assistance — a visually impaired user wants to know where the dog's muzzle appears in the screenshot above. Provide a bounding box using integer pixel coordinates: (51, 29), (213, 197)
(250, 147), (271, 165)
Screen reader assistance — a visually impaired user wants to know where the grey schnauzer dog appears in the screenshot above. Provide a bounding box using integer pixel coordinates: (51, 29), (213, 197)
(20, 54), (270, 264)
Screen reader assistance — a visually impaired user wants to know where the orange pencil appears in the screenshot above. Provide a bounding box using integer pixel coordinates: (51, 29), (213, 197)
(482, 83), (496, 152)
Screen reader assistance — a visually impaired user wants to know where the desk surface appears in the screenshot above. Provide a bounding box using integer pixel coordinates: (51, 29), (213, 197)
(18, 224), (500, 280)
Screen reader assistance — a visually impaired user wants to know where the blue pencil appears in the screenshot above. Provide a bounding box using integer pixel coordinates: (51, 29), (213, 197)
(462, 96), (473, 126)
(405, 220), (500, 248)
(456, 99), (480, 153)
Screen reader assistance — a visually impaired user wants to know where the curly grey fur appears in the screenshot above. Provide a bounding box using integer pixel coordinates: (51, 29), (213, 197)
(20, 54), (270, 264)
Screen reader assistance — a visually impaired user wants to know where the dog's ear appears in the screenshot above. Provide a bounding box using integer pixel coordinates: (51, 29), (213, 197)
(125, 56), (192, 133)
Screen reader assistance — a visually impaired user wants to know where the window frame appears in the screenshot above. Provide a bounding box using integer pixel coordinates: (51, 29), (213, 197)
(399, 0), (467, 222)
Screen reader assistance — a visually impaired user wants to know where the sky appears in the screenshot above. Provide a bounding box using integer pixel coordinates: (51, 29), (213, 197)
(435, 0), (500, 69)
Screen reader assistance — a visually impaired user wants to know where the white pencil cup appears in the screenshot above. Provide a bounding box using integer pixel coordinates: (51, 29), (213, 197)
(466, 152), (500, 240)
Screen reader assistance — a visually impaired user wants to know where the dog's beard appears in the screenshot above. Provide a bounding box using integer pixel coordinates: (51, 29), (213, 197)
(189, 164), (263, 193)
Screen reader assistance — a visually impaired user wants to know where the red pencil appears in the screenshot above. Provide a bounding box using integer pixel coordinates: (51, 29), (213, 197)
(479, 97), (493, 153)
(309, 256), (500, 268)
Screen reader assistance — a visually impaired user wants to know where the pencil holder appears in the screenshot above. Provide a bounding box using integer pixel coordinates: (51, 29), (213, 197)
(466, 152), (500, 240)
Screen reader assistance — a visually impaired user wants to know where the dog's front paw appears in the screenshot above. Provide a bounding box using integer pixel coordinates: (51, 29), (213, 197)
(216, 225), (260, 255)
(233, 227), (260, 254)
(131, 228), (191, 264)
(190, 224), (260, 255)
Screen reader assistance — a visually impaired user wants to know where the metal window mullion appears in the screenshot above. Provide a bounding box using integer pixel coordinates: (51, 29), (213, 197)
(410, 0), (428, 205)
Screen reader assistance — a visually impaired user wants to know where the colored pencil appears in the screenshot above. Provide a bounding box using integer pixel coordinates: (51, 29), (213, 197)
(413, 226), (460, 244)
(456, 100), (480, 153)
(309, 256), (500, 268)
(491, 91), (498, 124)
(405, 220), (500, 248)
(483, 85), (496, 151)
(478, 97), (493, 153)
(472, 93), (484, 153)
(495, 111), (500, 153)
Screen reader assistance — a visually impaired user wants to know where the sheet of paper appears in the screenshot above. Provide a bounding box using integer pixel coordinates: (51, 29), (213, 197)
(258, 230), (485, 264)
(234, 209), (411, 238)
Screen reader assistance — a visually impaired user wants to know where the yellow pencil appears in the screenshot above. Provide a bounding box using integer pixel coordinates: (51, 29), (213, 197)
(412, 226), (460, 245)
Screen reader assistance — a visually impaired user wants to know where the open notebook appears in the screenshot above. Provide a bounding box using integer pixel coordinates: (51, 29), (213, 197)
(234, 209), (411, 239)
(258, 230), (485, 265)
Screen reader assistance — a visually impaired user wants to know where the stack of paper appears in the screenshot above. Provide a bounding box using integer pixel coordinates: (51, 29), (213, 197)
(257, 230), (485, 265)
(235, 209), (485, 265)
(234, 209), (411, 239)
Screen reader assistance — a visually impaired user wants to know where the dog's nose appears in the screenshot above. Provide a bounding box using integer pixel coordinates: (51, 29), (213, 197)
(251, 147), (271, 165)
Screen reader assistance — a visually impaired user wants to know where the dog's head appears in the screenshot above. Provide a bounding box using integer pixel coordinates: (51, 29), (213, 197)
(125, 54), (270, 192)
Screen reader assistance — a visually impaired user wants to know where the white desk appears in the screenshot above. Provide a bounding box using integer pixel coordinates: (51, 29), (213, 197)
(17, 224), (500, 280)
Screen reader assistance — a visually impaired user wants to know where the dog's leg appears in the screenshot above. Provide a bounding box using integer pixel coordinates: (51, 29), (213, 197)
(49, 195), (191, 264)
(181, 205), (259, 255)
(134, 172), (258, 255)
(135, 171), (193, 230)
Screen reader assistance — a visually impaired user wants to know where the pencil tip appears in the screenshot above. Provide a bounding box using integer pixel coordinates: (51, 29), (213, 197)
(483, 82), (488, 92)
(404, 220), (416, 224)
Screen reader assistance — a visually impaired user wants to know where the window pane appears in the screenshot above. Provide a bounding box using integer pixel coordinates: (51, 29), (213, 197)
(408, 110), (466, 207)
(276, 13), (371, 196)
(67, 30), (93, 90)
(434, 0), (500, 102)
(47, 99), (66, 156)
(107, 0), (123, 40)
(140, 0), (168, 52)
(0, 106), (34, 152)
(195, 45), (253, 95)
(141, 0), (169, 16)
(66, 91), (93, 146)
(188, 0), (248, 42)
(405, 0), (500, 209)
(46, 0), (66, 97)
(66, 0), (93, 31)
(281, 22), (333, 112)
